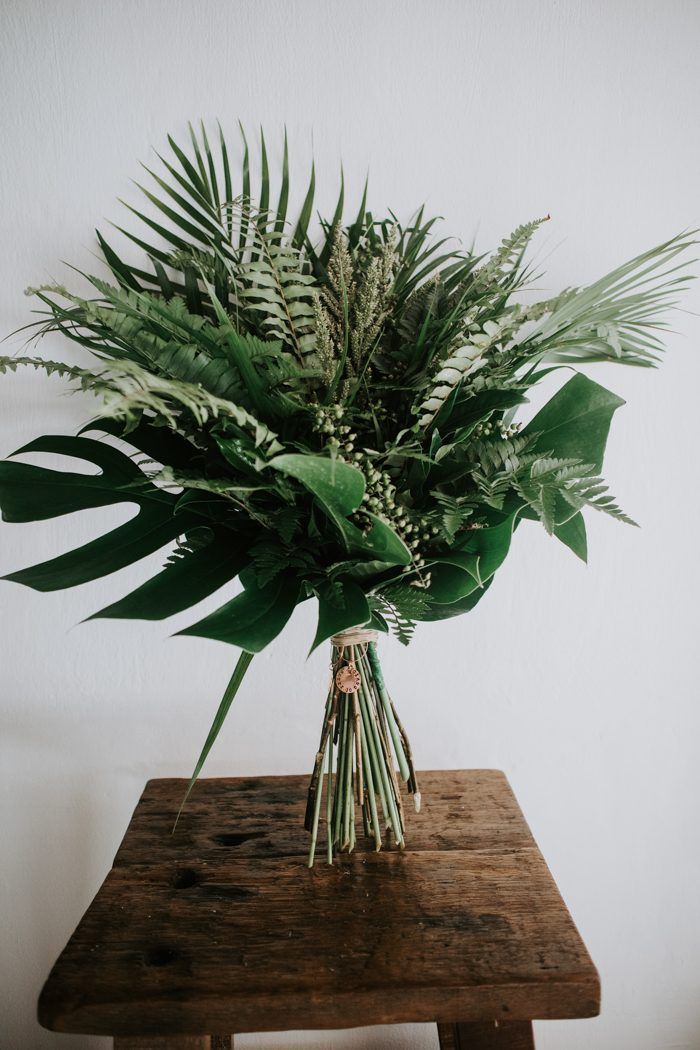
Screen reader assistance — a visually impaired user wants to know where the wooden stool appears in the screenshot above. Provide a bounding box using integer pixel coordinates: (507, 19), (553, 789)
(38, 770), (599, 1048)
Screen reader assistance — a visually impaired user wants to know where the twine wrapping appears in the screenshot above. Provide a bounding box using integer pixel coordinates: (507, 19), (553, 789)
(330, 627), (378, 648)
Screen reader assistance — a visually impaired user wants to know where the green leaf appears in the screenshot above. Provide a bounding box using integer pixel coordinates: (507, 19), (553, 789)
(5, 505), (190, 592)
(0, 435), (149, 522)
(274, 128), (290, 237)
(416, 578), (494, 622)
(328, 513), (412, 567)
(89, 533), (248, 620)
(523, 373), (625, 472)
(553, 511), (588, 561)
(0, 435), (208, 591)
(311, 580), (370, 652)
(425, 556), (481, 604)
(177, 573), (299, 652)
(456, 511), (520, 582)
(268, 453), (365, 517)
(292, 161), (315, 248)
(356, 513), (412, 565)
(81, 417), (198, 471)
(175, 649), (255, 827)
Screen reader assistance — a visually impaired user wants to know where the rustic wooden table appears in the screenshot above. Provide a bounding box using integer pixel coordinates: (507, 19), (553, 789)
(38, 770), (599, 1049)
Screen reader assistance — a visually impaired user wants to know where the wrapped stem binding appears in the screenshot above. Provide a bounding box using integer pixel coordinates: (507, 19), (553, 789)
(305, 628), (419, 866)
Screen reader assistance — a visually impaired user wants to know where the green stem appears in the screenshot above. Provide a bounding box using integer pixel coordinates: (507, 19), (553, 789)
(326, 741), (334, 864)
(358, 661), (401, 841)
(342, 694), (354, 848)
(359, 708), (382, 851)
(367, 642), (410, 783)
(307, 739), (327, 868)
(333, 694), (349, 846)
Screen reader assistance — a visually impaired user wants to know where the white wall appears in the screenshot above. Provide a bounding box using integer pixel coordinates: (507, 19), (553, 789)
(1, 2), (699, 1048)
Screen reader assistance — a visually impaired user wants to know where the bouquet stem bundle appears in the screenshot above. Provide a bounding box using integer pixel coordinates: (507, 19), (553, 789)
(305, 629), (419, 866)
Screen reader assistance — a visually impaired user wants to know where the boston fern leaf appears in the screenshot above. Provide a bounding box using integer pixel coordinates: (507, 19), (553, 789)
(370, 581), (434, 646)
(516, 457), (636, 533)
(237, 232), (317, 360)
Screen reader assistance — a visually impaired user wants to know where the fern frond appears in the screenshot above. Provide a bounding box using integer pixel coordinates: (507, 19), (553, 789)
(472, 215), (550, 292)
(0, 354), (96, 387)
(237, 230), (317, 360)
(371, 580), (434, 645)
(515, 458), (636, 532)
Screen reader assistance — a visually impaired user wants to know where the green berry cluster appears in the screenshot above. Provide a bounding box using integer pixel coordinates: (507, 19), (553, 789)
(313, 405), (438, 574)
(472, 419), (521, 440)
(351, 450), (438, 571)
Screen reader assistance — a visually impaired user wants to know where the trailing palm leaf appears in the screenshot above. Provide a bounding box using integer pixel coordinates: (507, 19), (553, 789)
(0, 122), (694, 860)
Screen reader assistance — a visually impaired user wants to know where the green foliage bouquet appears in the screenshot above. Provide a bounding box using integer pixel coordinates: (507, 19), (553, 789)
(0, 124), (694, 863)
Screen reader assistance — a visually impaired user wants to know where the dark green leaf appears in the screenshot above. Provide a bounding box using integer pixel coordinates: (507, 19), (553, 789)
(553, 511), (588, 561)
(90, 533), (247, 619)
(177, 573), (299, 652)
(5, 504), (187, 591)
(523, 373), (625, 472)
(268, 453), (365, 517)
(175, 649), (255, 826)
(311, 580), (370, 652)
(417, 578), (494, 621)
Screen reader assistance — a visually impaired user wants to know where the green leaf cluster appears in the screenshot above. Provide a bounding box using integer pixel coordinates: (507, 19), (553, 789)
(0, 122), (694, 788)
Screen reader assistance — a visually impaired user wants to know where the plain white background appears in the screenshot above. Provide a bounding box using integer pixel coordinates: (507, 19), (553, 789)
(1, 2), (699, 1048)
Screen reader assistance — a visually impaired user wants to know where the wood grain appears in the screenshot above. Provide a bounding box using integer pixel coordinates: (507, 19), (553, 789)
(437, 1020), (534, 1049)
(115, 1039), (231, 1050)
(38, 771), (599, 1037)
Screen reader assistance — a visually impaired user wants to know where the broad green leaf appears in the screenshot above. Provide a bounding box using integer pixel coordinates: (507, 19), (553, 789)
(425, 553), (481, 604)
(268, 454), (365, 517)
(90, 534), (248, 620)
(553, 511), (588, 561)
(457, 510), (520, 581)
(0, 435), (203, 590)
(82, 418), (198, 471)
(357, 513), (412, 565)
(330, 513), (412, 567)
(0, 435), (149, 522)
(177, 573), (299, 652)
(523, 373), (625, 472)
(310, 580), (371, 653)
(5, 505), (191, 591)
(417, 578), (494, 622)
(435, 387), (528, 437)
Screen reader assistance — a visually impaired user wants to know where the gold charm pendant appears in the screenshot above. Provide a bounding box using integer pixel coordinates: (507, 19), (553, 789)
(335, 663), (361, 694)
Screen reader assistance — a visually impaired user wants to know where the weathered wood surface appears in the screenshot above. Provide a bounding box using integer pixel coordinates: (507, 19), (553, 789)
(115, 1038), (231, 1049)
(437, 1020), (535, 1049)
(38, 771), (599, 1036)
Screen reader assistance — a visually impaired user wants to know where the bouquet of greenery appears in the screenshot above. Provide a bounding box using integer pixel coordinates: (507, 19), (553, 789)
(0, 124), (693, 864)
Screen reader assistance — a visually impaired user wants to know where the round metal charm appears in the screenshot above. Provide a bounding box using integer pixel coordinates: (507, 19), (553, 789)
(335, 663), (361, 694)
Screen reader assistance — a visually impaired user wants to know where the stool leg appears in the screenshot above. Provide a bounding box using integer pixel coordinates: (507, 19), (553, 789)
(114, 1038), (232, 1049)
(437, 1021), (534, 1049)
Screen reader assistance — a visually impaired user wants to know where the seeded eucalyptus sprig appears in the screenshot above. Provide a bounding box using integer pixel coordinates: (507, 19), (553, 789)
(0, 123), (694, 834)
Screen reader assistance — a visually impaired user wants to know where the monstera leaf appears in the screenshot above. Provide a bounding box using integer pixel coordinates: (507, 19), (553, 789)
(177, 572), (300, 652)
(0, 435), (199, 591)
(90, 528), (248, 620)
